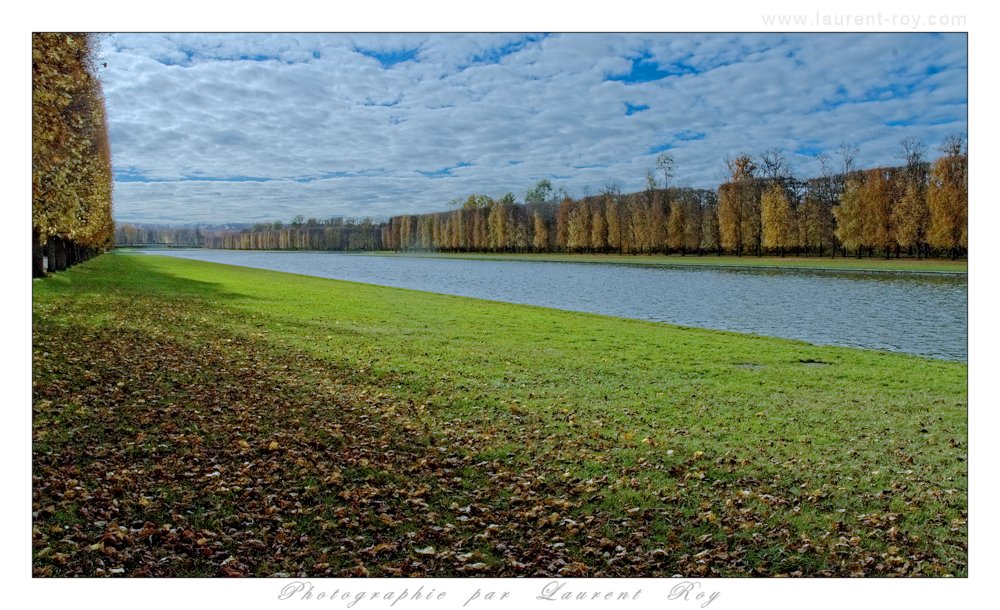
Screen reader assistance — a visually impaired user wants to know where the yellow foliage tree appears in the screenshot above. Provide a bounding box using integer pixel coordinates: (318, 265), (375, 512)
(32, 33), (114, 276)
(927, 154), (968, 258)
(761, 184), (793, 255)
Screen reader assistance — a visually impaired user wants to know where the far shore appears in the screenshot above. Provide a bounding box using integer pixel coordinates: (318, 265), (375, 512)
(119, 246), (968, 274)
(365, 250), (969, 274)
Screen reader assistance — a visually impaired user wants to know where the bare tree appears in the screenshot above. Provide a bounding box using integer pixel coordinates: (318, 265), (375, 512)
(939, 134), (966, 157)
(656, 152), (675, 189)
(837, 142), (860, 176)
(758, 148), (790, 180)
(816, 152), (834, 179)
(898, 137), (927, 168)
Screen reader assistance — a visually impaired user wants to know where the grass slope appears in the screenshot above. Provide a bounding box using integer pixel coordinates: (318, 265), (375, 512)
(32, 253), (967, 577)
(368, 251), (968, 274)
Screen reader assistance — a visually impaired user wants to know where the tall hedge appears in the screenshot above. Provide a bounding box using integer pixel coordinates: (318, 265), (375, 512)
(32, 32), (114, 277)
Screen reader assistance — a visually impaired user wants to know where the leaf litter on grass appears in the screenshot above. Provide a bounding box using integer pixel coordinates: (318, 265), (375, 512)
(32, 257), (966, 577)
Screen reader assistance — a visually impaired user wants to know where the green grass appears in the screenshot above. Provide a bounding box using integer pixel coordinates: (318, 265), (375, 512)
(367, 250), (968, 274)
(32, 253), (967, 577)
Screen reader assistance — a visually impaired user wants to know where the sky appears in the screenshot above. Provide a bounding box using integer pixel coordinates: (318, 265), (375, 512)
(97, 33), (967, 224)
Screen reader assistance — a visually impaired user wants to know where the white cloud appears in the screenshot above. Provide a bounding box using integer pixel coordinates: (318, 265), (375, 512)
(96, 33), (967, 223)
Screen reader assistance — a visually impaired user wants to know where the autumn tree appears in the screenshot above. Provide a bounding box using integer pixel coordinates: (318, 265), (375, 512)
(761, 183), (793, 255)
(590, 202), (607, 252)
(859, 168), (897, 258)
(604, 190), (622, 253)
(555, 197), (573, 251)
(667, 197), (685, 253)
(927, 146), (968, 258)
(700, 192), (721, 255)
(833, 177), (865, 256)
(718, 154), (757, 255)
(33, 33), (114, 276)
(567, 201), (591, 252)
(681, 191), (704, 254)
(532, 212), (549, 252)
(797, 194), (834, 256)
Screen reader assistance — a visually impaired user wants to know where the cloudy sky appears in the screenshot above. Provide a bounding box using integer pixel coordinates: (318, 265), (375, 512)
(97, 33), (967, 224)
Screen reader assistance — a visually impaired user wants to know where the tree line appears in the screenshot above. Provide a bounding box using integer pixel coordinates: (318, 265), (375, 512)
(117, 136), (966, 260)
(115, 223), (205, 247)
(382, 139), (965, 259)
(32, 33), (115, 277)
(115, 217), (386, 250)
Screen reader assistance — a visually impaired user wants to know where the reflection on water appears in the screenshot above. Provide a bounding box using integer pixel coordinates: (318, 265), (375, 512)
(141, 250), (968, 362)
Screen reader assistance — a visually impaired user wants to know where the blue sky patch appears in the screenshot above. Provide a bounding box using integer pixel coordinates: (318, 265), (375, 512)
(468, 34), (547, 66)
(625, 102), (649, 116)
(674, 130), (706, 142)
(354, 46), (420, 68)
(417, 162), (473, 178)
(608, 51), (698, 84)
(794, 144), (824, 157)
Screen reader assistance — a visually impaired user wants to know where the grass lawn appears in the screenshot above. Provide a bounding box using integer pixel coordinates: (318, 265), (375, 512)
(367, 251), (968, 274)
(32, 253), (967, 577)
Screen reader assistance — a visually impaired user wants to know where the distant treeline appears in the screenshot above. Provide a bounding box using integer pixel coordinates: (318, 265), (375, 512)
(115, 224), (206, 247)
(383, 141), (966, 259)
(32, 33), (115, 277)
(117, 137), (967, 260)
(203, 217), (383, 251)
(115, 217), (384, 250)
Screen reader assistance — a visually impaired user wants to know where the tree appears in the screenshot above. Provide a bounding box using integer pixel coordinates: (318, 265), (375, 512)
(604, 195), (621, 253)
(859, 168), (896, 258)
(892, 171), (929, 258)
(667, 198), (685, 253)
(891, 138), (929, 258)
(717, 183), (742, 255)
(811, 153), (841, 256)
(927, 152), (968, 258)
(648, 191), (667, 252)
(898, 137), (927, 168)
(590, 203), (607, 252)
(762, 184), (793, 255)
(758, 149), (790, 180)
(602, 182), (623, 253)
(555, 197), (573, 251)
(525, 179), (554, 205)
(567, 201), (592, 252)
(656, 152), (675, 189)
(833, 177), (865, 255)
(487, 200), (507, 251)
(838, 142), (860, 176)
(682, 193), (703, 254)
(725, 154), (756, 181)
(719, 154), (759, 255)
(700, 192), (721, 255)
(532, 212), (549, 252)
(33, 33), (114, 276)
(798, 194), (834, 256)
(939, 134), (966, 157)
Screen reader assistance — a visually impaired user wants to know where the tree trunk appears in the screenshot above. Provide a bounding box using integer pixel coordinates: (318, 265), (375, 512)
(54, 238), (68, 271)
(32, 229), (45, 278)
(46, 239), (57, 272)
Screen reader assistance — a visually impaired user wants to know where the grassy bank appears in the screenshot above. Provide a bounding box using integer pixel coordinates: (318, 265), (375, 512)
(367, 251), (968, 274)
(32, 253), (967, 577)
